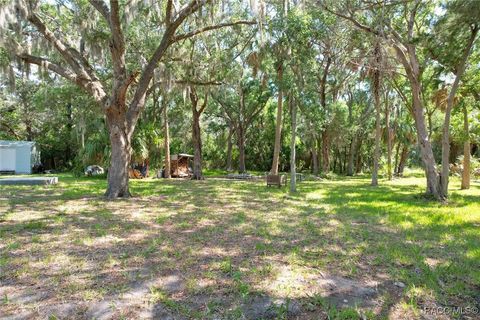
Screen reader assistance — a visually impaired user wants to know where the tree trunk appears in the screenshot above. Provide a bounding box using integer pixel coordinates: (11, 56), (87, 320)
(312, 146), (319, 175)
(65, 102), (73, 166)
(290, 96), (297, 192)
(237, 126), (246, 173)
(411, 81), (440, 197)
(317, 138), (322, 174)
(105, 107), (131, 199)
(397, 145), (408, 176)
(371, 105), (381, 184)
(355, 138), (363, 174)
(271, 62), (283, 175)
(385, 92), (392, 180)
(394, 140), (401, 175)
(461, 104), (470, 189)
(371, 39), (382, 186)
(347, 135), (357, 176)
(439, 27), (478, 198)
(321, 131), (329, 174)
(163, 101), (171, 178)
(226, 125), (234, 171)
(393, 44), (441, 198)
(192, 110), (203, 180)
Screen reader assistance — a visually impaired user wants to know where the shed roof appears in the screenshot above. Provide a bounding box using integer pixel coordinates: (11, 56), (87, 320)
(0, 140), (36, 147)
(170, 153), (194, 160)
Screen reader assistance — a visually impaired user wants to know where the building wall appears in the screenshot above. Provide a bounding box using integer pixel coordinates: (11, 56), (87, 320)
(14, 144), (33, 174)
(0, 147), (16, 171)
(0, 141), (36, 174)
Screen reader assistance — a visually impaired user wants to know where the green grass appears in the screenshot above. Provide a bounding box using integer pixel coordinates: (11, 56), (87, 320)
(0, 170), (479, 319)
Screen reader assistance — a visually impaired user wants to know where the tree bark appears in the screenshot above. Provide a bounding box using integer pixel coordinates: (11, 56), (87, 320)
(65, 102), (73, 165)
(321, 131), (329, 174)
(237, 126), (246, 173)
(190, 85), (208, 180)
(461, 104), (470, 189)
(105, 106), (132, 199)
(371, 40), (382, 186)
(397, 145), (409, 177)
(394, 140), (400, 175)
(392, 42), (441, 198)
(319, 56), (331, 175)
(271, 62), (283, 175)
(226, 125), (234, 171)
(385, 92), (392, 180)
(163, 100), (171, 178)
(290, 95), (297, 192)
(312, 146), (319, 175)
(191, 109), (203, 180)
(439, 26), (478, 197)
(316, 138), (322, 175)
(355, 137), (363, 174)
(347, 135), (357, 176)
(411, 79), (440, 197)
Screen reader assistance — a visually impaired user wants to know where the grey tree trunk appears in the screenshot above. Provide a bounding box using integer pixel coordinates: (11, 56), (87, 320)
(411, 81), (440, 197)
(163, 102), (171, 178)
(347, 135), (357, 176)
(290, 96), (297, 193)
(192, 110), (203, 180)
(371, 40), (382, 187)
(394, 140), (400, 175)
(226, 125), (234, 171)
(385, 92), (392, 180)
(271, 62), (283, 175)
(397, 145), (409, 177)
(439, 27), (478, 198)
(461, 104), (470, 189)
(321, 131), (329, 174)
(237, 126), (246, 173)
(105, 107), (132, 199)
(392, 40), (441, 198)
(312, 146), (319, 175)
(355, 137), (363, 174)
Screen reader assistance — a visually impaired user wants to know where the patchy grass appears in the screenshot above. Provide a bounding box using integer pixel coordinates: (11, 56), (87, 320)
(0, 172), (479, 319)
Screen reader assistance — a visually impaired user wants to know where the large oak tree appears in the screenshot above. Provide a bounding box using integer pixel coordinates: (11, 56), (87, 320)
(0, 0), (254, 198)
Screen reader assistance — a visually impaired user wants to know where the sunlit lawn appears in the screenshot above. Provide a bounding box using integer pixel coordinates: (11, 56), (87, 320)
(0, 171), (479, 319)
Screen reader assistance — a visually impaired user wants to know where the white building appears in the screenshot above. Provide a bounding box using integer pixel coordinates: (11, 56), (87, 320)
(0, 141), (40, 174)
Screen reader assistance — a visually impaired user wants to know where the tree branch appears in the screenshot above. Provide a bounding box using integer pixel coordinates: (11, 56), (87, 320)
(321, 3), (379, 36)
(0, 120), (21, 139)
(166, 0), (173, 26)
(17, 54), (78, 83)
(173, 20), (257, 42)
(26, 10), (98, 82)
(146, 79), (222, 97)
(199, 90), (209, 114)
(127, 0), (210, 130)
(16, 53), (107, 105)
(89, 0), (110, 21)
(109, 0), (126, 76)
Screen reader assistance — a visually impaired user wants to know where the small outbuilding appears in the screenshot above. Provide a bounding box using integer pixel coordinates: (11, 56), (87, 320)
(0, 140), (40, 174)
(170, 153), (193, 178)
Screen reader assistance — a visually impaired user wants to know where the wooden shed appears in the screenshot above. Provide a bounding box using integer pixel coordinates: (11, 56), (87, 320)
(170, 153), (193, 178)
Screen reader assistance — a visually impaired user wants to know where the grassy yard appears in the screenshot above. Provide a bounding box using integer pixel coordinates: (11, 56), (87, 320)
(0, 172), (479, 319)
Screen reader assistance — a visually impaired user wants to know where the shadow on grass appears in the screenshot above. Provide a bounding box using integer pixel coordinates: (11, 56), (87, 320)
(0, 174), (479, 318)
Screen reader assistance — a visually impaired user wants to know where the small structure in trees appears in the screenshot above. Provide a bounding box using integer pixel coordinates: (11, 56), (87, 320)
(167, 154), (193, 178)
(0, 141), (40, 174)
